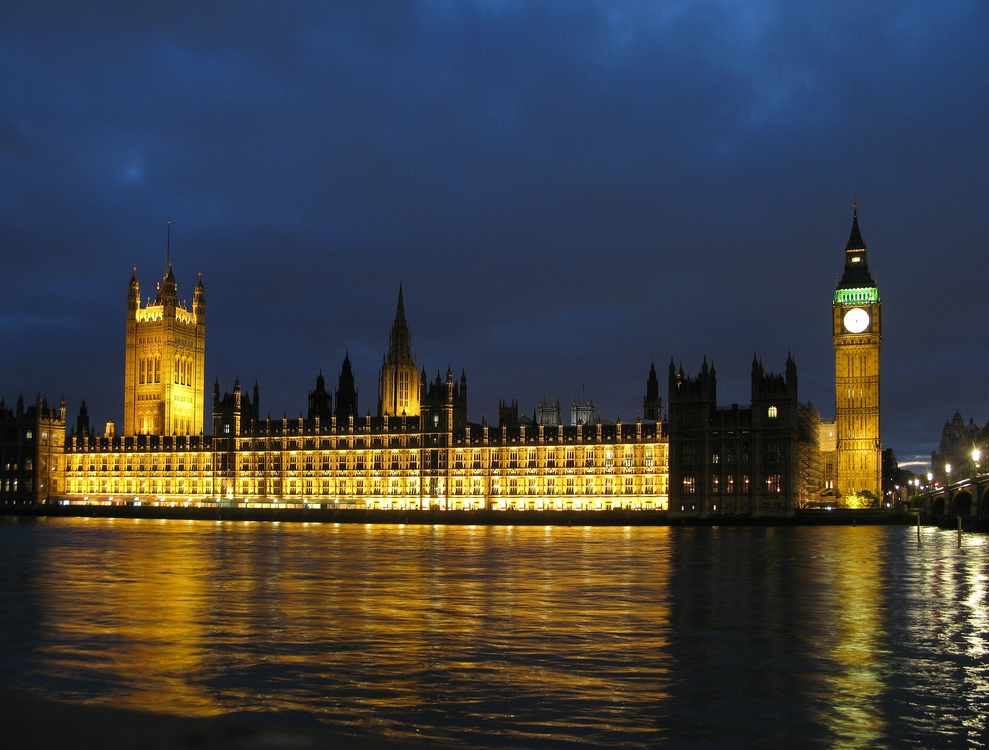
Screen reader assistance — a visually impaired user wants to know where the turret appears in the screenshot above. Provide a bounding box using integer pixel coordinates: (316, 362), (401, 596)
(335, 353), (358, 420)
(669, 358), (716, 404)
(157, 265), (177, 307)
(76, 400), (90, 436)
(644, 362), (661, 421)
(193, 272), (206, 322)
(129, 268), (140, 314)
(308, 370), (332, 422)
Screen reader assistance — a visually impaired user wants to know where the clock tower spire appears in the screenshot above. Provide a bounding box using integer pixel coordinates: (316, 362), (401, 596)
(833, 203), (882, 503)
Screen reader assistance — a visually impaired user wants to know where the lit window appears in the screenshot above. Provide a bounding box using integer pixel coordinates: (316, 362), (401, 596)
(768, 406), (778, 419)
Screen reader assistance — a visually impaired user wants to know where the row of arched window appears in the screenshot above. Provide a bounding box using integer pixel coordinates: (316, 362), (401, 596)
(138, 357), (161, 384)
(138, 356), (196, 386)
(174, 356), (195, 386)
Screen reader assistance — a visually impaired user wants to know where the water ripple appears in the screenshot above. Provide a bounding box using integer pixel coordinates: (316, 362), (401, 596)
(0, 519), (987, 747)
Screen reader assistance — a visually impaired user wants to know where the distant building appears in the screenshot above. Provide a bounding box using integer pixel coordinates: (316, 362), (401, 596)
(536, 398), (562, 427)
(930, 411), (988, 485)
(882, 448), (915, 503)
(498, 399), (521, 428)
(571, 397), (595, 426)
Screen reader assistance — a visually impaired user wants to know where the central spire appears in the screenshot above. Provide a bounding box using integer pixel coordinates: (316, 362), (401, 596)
(386, 283), (413, 366)
(379, 284), (421, 418)
(395, 282), (406, 323)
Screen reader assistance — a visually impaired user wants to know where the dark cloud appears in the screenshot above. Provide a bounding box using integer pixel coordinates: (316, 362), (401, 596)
(1, 1), (987, 467)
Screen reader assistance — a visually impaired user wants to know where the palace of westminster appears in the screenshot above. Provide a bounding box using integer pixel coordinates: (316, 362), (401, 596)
(0, 210), (884, 516)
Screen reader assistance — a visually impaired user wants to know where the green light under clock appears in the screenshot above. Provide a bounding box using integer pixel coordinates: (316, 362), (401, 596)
(834, 287), (879, 306)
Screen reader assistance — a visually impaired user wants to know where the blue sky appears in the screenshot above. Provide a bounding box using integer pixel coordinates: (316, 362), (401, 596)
(1, 1), (987, 468)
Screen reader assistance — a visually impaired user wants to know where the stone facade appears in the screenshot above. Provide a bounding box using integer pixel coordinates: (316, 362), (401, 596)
(667, 356), (820, 517)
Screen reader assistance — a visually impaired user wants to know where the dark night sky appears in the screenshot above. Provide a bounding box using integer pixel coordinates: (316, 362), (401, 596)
(1, 2), (987, 469)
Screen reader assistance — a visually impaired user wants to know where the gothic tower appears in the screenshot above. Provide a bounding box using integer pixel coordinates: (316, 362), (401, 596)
(124, 260), (206, 436)
(833, 205), (881, 500)
(378, 285), (421, 417)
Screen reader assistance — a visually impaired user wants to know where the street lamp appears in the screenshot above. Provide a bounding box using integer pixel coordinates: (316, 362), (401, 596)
(927, 471), (933, 491)
(973, 448), (982, 475)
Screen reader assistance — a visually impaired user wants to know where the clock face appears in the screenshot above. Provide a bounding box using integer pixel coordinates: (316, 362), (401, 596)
(843, 307), (870, 334)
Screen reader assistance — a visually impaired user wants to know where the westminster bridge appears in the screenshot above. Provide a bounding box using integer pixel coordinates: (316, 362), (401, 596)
(915, 474), (989, 527)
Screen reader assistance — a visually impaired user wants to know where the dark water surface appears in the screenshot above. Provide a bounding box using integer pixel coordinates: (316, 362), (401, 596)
(0, 518), (986, 748)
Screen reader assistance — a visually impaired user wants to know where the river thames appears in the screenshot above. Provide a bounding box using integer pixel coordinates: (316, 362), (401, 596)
(1, 518), (986, 748)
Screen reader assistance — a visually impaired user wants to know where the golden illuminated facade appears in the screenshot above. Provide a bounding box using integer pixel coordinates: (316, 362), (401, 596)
(833, 206), (882, 499)
(124, 264), (206, 436)
(9, 197), (883, 518)
(51, 416), (668, 511)
(22, 272), (670, 511)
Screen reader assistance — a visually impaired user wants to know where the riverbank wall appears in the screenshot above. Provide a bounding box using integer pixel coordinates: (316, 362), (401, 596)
(0, 502), (918, 526)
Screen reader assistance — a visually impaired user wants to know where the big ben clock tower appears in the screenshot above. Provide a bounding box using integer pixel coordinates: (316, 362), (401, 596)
(833, 204), (881, 501)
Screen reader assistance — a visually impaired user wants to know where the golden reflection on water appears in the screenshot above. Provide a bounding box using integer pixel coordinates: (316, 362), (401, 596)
(805, 526), (989, 749)
(30, 519), (676, 746)
(11, 519), (988, 747)
(35, 518), (220, 714)
(901, 529), (989, 746)
(812, 526), (888, 749)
